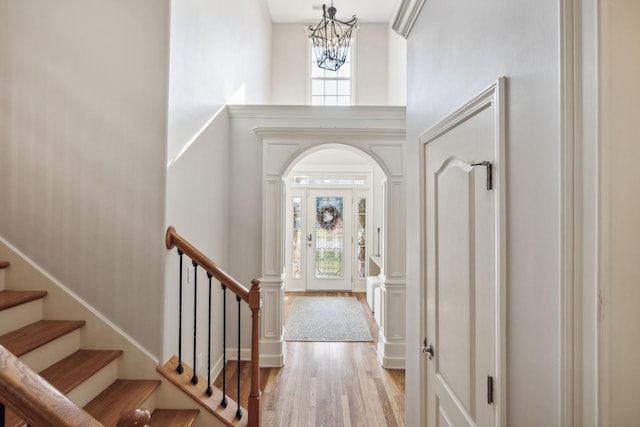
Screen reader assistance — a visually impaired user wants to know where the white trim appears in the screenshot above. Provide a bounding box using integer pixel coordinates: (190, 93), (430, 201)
(418, 77), (507, 427)
(391, 0), (426, 39)
(227, 104), (405, 120)
(560, 0), (581, 425)
(254, 127), (405, 141)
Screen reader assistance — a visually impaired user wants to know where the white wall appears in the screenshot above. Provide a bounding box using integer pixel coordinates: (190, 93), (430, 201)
(404, 0), (561, 425)
(270, 24), (309, 105)
(354, 23), (389, 105)
(167, 0), (272, 163)
(0, 0), (171, 356)
(600, 1), (640, 425)
(270, 23), (401, 105)
(387, 27), (407, 106)
(164, 0), (273, 364)
(163, 107), (231, 372)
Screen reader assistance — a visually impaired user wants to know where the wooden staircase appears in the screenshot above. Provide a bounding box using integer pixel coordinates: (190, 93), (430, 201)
(0, 265), (200, 426)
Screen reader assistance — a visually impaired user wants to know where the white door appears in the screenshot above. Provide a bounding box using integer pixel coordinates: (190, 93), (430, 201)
(306, 189), (353, 291)
(424, 106), (498, 427)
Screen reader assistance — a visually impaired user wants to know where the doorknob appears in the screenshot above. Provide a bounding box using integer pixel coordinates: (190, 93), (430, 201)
(307, 234), (313, 247)
(422, 338), (434, 360)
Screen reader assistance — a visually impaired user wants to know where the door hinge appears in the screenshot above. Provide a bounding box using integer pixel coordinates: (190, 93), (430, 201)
(487, 375), (494, 405)
(471, 161), (493, 191)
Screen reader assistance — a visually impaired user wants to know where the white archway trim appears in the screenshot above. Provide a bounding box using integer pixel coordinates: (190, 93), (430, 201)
(255, 126), (407, 369)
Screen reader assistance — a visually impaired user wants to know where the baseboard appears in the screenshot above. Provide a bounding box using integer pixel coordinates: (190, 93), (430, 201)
(259, 339), (286, 367)
(377, 335), (406, 369)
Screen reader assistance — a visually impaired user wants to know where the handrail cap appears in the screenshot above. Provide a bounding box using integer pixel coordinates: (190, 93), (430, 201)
(116, 408), (151, 427)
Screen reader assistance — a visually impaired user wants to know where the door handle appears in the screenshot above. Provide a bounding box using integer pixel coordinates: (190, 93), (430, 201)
(307, 234), (313, 247)
(422, 338), (434, 360)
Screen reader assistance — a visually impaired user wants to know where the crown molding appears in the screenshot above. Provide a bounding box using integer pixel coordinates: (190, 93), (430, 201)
(253, 127), (405, 141)
(391, 0), (426, 39)
(228, 105), (405, 121)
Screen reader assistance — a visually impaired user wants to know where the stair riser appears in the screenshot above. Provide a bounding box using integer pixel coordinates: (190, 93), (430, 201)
(0, 299), (44, 335)
(67, 359), (120, 408)
(20, 329), (81, 372)
(0, 269), (5, 291)
(141, 392), (158, 415)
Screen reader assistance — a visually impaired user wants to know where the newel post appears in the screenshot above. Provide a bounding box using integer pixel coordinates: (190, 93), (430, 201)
(248, 279), (262, 426)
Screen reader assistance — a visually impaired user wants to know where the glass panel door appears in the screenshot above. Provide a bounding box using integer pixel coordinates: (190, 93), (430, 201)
(306, 189), (352, 290)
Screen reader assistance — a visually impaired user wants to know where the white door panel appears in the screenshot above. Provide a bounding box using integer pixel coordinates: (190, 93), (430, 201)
(306, 189), (353, 291)
(425, 104), (497, 427)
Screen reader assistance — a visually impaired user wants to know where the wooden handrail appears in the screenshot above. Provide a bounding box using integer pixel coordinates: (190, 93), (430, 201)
(166, 226), (250, 303)
(0, 344), (102, 427)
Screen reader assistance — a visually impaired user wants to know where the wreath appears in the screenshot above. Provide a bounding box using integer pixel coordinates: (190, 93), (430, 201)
(318, 205), (341, 231)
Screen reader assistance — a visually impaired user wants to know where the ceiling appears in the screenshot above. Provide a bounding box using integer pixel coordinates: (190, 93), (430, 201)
(267, 0), (399, 23)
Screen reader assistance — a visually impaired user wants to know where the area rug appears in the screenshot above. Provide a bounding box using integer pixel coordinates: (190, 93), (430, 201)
(285, 296), (373, 342)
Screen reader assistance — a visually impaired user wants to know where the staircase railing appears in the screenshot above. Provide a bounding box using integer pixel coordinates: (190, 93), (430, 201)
(0, 344), (149, 427)
(165, 226), (262, 427)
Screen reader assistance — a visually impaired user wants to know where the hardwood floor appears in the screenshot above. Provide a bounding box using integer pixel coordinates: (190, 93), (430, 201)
(213, 292), (405, 427)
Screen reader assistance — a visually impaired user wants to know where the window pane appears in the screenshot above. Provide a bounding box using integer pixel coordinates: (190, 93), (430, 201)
(311, 63), (325, 78)
(336, 96), (350, 106)
(292, 197), (302, 279)
(357, 197), (366, 278)
(311, 96), (325, 105)
(337, 64), (351, 78)
(325, 80), (338, 95)
(337, 80), (350, 95)
(311, 80), (324, 95)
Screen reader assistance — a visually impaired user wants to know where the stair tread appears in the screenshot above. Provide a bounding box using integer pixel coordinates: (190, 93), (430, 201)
(40, 349), (124, 394)
(149, 409), (200, 427)
(0, 290), (48, 311)
(0, 261), (9, 269)
(84, 379), (161, 426)
(0, 319), (85, 356)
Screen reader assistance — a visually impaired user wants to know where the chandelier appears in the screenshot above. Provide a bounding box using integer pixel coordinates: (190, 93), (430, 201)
(308, 2), (358, 71)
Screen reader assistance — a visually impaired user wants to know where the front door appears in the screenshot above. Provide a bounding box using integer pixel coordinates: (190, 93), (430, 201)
(306, 189), (352, 291)
(424, 105), (498, 427)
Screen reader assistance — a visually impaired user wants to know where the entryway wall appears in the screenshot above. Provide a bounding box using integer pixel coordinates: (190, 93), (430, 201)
(226, 105), (406, 369)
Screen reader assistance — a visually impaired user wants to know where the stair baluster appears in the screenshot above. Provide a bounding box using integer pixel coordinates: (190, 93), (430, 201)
(236, 295), (242, 419)
(1, 401), (5, 427)
(206, 273), (213, 396)
(177, 249), (184, 374)
(221, 284), (228, 408)
(191, 262), (198, 385)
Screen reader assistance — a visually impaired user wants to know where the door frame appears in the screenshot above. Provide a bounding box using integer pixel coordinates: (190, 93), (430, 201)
(419, 78), (507, 426)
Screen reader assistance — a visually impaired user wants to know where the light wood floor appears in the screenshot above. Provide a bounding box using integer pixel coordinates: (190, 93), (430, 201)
(214, 292), (405, 427)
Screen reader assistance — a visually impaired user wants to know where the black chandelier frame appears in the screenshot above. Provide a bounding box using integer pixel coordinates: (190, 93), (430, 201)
(308, 3), (358, 72)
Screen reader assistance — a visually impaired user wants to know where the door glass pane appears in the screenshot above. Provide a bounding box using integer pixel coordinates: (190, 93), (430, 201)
(357, 197), (366, 278)
(315, 197), (344, 279)
(292, 197), (302, 279)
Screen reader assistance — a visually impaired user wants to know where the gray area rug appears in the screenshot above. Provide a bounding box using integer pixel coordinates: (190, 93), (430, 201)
(285, 296), (373, 342)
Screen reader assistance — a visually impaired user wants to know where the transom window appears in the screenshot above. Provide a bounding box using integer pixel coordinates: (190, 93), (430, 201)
(292, 175), (365, 186)
(309, 43), (353, 106)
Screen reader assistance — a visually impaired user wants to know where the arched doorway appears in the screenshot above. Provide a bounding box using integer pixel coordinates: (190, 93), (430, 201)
(283, 146), (386, 293)
(255, 127), (406, 369)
